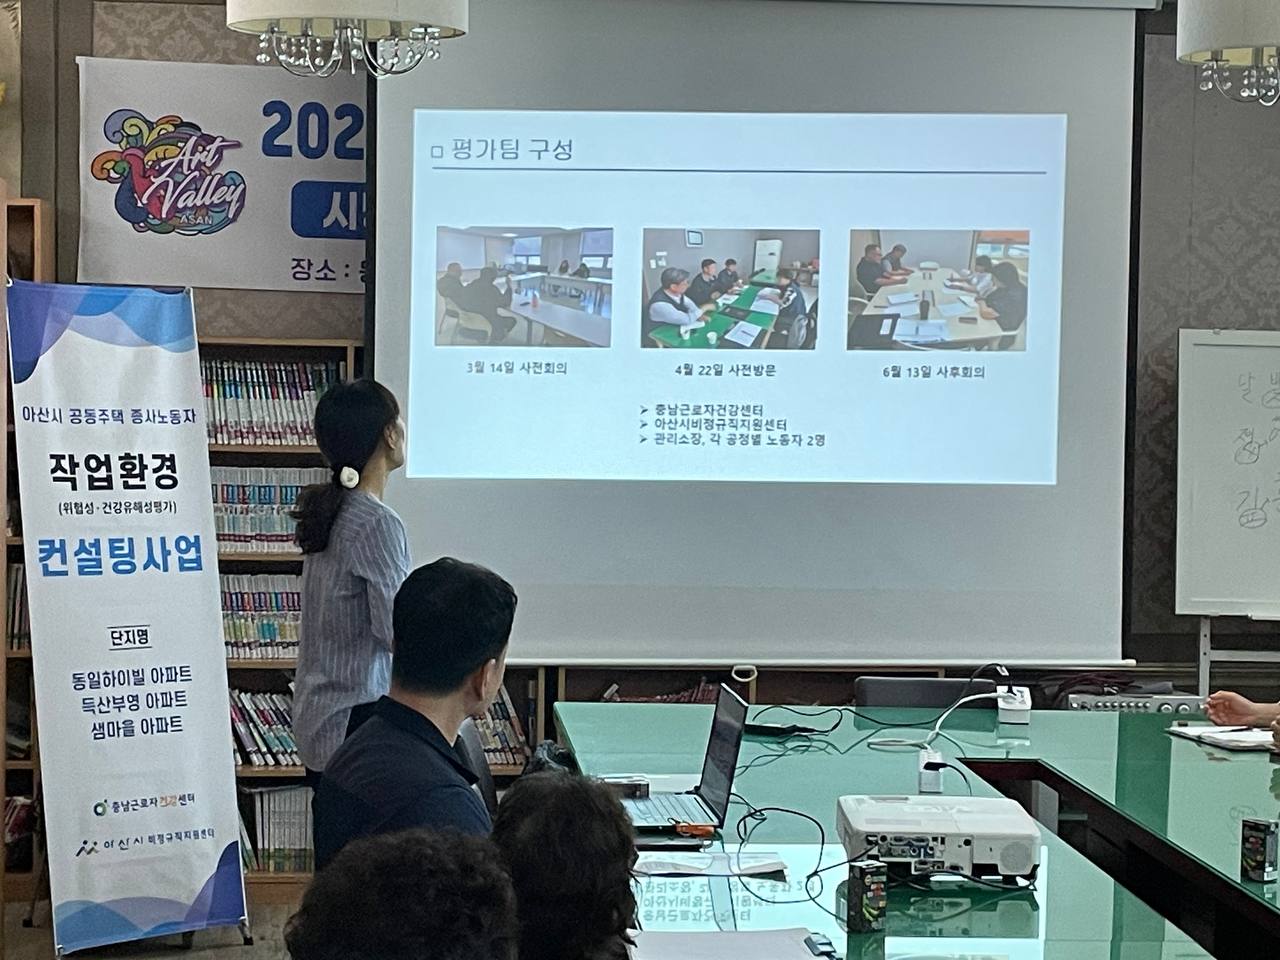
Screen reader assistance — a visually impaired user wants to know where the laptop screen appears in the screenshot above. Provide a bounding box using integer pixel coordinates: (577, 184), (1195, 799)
(696, 685), (749, 824)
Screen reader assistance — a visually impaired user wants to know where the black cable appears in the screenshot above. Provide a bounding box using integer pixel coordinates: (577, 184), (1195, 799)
(892, 869), (1036, 893)
(933, 762), (973, 796)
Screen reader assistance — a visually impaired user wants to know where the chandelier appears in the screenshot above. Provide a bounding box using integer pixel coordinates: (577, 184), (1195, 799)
(226, 2), (467, 78)
(1177, 0), (1280, 106)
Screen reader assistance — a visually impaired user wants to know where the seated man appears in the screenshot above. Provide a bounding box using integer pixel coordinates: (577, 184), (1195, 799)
(686, 259), (724, 307)
(855, 244), (906, 294)
(758, 268), (809, 349)
(644, 267), (711, 342)
(285, 829), (517, 960)
(460, 266), (519, 343)
(948, 254), (995, 297)
(436, 262), (466, 331)
(493, 772), (636, 960)
(313, 558), (518, 869)
(716, 258), (741, 292)
(881, 243), (913, 278)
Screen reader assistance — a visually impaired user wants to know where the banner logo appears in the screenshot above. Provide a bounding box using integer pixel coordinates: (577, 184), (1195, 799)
(90, 109), (246, 237)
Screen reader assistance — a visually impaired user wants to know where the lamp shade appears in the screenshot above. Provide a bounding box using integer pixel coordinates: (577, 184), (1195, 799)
(1178, 0), (1280, 65)
(226, 0), (467, 40)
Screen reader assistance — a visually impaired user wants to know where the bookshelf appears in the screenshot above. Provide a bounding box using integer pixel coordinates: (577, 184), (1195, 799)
(3, 190), (51, 925)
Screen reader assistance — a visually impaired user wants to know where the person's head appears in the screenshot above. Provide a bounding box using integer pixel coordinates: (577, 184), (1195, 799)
(992, 261), (1022, 289)
(974, 255), (993, 274)
(890, 244), (907, 259)
(284, 829), (516, 960)
(776, 267), (794, 288)
(392, 558), (517, 716)
(445, 262), (462, 278)
(559, 259), (570, 272)
(660, 266), (691, 296)
(864, 243), (881, 261)
(292, 380), (403, 554)
(724, 258), (737, 271)
(700, 258), (717, 278)
(478, 265), (499, 283)
(493, 773), (636, 960)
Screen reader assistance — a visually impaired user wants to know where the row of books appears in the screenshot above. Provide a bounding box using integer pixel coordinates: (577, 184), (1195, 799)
(5, 795), (35, 870)
(202, 359), (346, 447)
(6, 564), (28, 650)
(222, 574), (301, 660)
(211, 467), (327, 554)
(601, 677), (723, 704)
(239, 786), (312, 873)
(230, 689), (300, 768)
(474, 684), (531, 767)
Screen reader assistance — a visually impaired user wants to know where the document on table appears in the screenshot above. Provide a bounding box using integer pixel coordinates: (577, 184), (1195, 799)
(938, 302), (971, 318)
(1167, 724), (1278, 751)
(886, 292), (919, 305)
(895, 320), (948, 343)
(630, 928), (816, 960)
(634, 850), (786, 878)
(748, 296), (780, 316)
(724, 321), (765, 347)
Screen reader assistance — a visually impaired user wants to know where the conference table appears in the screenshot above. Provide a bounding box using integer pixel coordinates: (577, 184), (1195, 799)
(503, 272), (613, 315)
(861, 263), (1009, 348)
(648, 282), (778, 349)
(503, 298), (611, 347)
(557, 703), (1280, 958)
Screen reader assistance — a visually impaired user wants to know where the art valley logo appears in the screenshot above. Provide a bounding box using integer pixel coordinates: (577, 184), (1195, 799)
(90, 109), (246, 236)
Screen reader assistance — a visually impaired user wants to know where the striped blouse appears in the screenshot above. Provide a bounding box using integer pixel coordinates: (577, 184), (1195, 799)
(293, 490), (411, 771)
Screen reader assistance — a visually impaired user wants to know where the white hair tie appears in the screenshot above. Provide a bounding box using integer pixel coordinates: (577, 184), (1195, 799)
(338, 466), (360, 489)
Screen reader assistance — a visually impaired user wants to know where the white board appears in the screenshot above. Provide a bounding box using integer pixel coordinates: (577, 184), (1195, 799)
(1177, 329), (1280, 616)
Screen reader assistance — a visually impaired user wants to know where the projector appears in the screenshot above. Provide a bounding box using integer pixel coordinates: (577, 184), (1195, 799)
(836, 795), (1041, 881)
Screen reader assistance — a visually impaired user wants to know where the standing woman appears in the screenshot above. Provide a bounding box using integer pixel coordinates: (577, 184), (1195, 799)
(291, 380), (411, 780)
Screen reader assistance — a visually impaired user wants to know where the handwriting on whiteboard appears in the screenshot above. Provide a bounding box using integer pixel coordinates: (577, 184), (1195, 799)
(1233, 372), (1280, 529)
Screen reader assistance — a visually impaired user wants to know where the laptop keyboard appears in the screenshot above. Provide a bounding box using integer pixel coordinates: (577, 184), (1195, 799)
(627, 792), (708, 827)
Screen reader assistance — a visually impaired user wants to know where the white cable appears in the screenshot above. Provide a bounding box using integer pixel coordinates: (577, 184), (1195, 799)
(869, 692), (1001, 749)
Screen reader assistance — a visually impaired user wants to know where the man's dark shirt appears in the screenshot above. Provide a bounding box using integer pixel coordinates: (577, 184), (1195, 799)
(313, 696), (490, 869)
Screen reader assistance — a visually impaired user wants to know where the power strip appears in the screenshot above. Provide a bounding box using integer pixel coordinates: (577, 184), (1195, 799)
(1067, 693), (1202, 714)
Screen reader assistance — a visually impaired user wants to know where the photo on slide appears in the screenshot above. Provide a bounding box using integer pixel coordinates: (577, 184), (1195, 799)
(434, 226), (613, 347)
(641, 228), (820, 350)
(848, 229), (1029, 352)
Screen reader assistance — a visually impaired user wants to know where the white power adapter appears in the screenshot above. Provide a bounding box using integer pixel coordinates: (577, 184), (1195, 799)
(918, 747), (945, 793)
(997, 685), (1033, 724)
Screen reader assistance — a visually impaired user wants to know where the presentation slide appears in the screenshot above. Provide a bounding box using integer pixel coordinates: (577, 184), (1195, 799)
(408, 110), (1065, 485)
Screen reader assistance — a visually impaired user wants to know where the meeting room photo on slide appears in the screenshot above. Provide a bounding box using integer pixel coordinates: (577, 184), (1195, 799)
(434, 226), (613, 347)
(641, 229), (820, 349)
(848, 229), (1030, 351)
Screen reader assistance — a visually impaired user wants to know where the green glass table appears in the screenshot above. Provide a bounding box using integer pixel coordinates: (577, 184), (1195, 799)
(555, 702), (1279, 959)
(647, 283), (777, 349)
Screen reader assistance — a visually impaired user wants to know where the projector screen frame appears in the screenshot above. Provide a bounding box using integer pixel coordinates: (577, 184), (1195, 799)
(363, 0), (1148, 667)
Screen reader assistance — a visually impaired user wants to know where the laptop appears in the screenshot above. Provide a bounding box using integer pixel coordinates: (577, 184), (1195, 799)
(621, 684), (749, 831)
(720, 305), (753, 322)
(848, 313), (899, 349)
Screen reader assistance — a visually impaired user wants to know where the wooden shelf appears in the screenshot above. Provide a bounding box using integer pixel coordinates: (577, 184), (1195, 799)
(218, 552), (303, 564)
(489, 763), (525, 777)
(6, 536), (21, 546)
(6, 649), (31, 659)
(208, 444), (321, 455)
(199, 337), (361, 349)
(4, 760), (34, 771)
(227, 658), (298, 670)
(245, 871), (311, 883)
(236, 765), (306, 779)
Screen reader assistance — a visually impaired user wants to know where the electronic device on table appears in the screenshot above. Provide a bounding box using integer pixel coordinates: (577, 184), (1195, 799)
(621, 684), (748, 831)
(836, 795), (1041, 881)
(1067, 693), (1202, 714)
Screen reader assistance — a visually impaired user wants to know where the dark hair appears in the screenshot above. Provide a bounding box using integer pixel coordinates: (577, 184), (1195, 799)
(559, 259), (571, 272)
(975, 255), (993, 270)
(479, 265), (499, 282)
(891, 244), (907, 255)
(292, 380), (399, 554)
(660, 267), (690, 289)
(392, 558), (517, 694)
(285, 829), (516, 960)
(725, 258), (737, 267)
(777, 267), (795, 281)
(864, 243), (880, 256)
(992, 261), (1023, 287)
(493, 773), (636, 960)
(700, 258), (716, 271)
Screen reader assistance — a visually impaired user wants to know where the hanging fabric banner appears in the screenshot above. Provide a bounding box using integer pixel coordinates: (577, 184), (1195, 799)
(6, 280), (246, 954)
